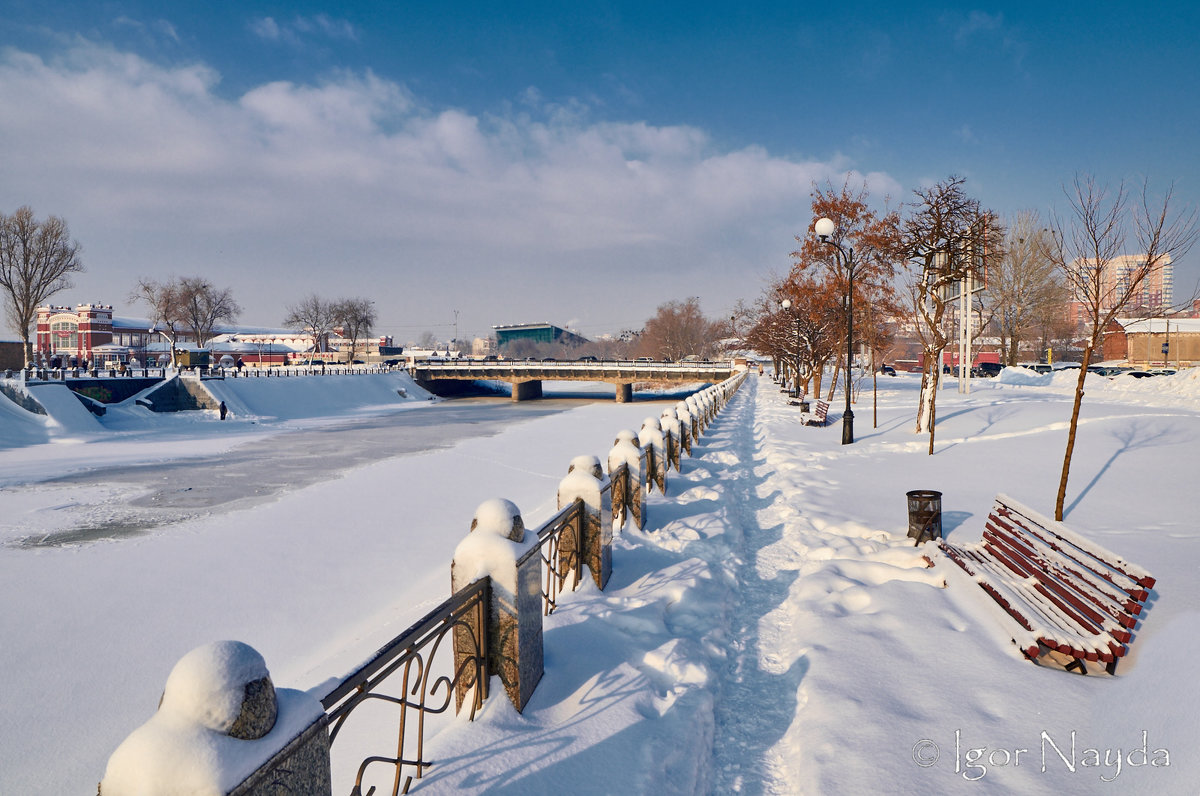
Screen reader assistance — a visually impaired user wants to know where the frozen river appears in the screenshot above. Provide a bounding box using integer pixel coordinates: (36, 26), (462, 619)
(2, 397), (589, 547)
(2, 383), (695, 549)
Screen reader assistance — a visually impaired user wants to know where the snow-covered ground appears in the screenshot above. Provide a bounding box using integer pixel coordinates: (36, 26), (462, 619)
(2, 367), (1198, 794)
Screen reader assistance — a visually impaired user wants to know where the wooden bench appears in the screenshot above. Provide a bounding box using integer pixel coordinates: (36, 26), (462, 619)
(787, 388), (807, 407)
(937, 494), (1155, 675)
(803, 399), (829, 426)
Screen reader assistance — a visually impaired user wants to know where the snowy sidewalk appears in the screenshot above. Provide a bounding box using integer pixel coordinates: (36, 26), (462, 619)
(411, 373), (1200, 795)
(416, 376), (935, 794)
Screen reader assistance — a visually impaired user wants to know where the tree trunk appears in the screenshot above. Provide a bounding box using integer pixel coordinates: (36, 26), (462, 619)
(827, 351), (843, 402)
(1055, 344), (1095, 520)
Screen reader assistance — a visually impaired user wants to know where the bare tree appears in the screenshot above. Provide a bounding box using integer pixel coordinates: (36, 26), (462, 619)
(900, 176), (1004, 453)
(1048, 175), (1198, 520)
(283, 295), (341, 365)
(0, 206), (84, 366)
(133, 276), (240, 366)
(334, 297), (377, 363)
(637, 297), (725, 361)
(179, 277), (241, 349)
(980, 211), (1069, 365)
(133, 278), (186, 368)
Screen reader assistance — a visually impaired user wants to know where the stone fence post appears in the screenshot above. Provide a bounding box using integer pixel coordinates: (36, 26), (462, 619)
(639, 417), (668, 494)
(608, 430), (646, 531)
(557, 455), (612, 589)
(451, 499), (544, 713)
(685, 395), (703, 436)
(99, 640), (331, 796)
(674, 402), (692, 455)
(659, 409), (683, 472)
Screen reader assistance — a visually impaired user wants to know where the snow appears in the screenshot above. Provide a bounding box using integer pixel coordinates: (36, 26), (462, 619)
(2, 367), (1199, 794)
(454, 498), (530, 593)
(100, 640), (324, 796)
(558, 454), (605, 512)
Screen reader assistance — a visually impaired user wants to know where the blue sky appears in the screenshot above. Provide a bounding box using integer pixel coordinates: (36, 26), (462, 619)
(1, 2), (1196, 342)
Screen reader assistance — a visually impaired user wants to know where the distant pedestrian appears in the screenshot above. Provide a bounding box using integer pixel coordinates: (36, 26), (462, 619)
(235, 357), (244, 371)
(219, 401), (228, 420)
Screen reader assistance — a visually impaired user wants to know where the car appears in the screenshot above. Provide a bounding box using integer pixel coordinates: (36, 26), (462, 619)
(1120, 370), (1155, 379)
(1018, 362), (1053, 374)
(1148, 368), (1177, 376)
(879, 364), (897, 376)
(971, 362), (1004, 378)
(577, 355), (599, 361)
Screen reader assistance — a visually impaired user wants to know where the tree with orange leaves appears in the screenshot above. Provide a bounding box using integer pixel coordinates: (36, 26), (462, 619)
(789, 179), (903, 404)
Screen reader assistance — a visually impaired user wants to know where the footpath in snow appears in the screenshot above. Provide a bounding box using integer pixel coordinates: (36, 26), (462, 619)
(417, 371), (1200, 795)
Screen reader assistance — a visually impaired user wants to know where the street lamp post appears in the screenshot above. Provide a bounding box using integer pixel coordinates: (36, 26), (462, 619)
(814, 217), (856, 445)
(780, 299), (802, 396)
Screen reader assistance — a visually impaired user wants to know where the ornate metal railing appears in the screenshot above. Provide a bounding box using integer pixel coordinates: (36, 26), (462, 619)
(518, 499), (584, 616)
(320, 577), (490, 795)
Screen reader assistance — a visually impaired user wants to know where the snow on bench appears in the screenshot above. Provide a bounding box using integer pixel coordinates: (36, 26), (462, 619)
(937, 494), (1155, 675)
(803, 399), (830, 427)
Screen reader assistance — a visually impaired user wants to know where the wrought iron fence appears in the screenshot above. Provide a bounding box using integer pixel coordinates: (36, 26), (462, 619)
(320, 577), (490, 795)
(518, 499), (584, 616)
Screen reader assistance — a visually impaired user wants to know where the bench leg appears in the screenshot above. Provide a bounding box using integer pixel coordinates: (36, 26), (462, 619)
(1065, 658), (1088, 675)
(1106, 659), (1118, 676)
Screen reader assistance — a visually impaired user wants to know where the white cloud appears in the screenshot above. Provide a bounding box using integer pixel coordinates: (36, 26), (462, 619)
(248, 17), (283, 41)
(953, 11), (1003, 46)
(0, 41), (897, 335)
(250, 14), (359, 46)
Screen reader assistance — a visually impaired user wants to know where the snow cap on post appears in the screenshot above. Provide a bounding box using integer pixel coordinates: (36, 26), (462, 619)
(159, 640), (277, 738)
(99, 640), (294, 796)
(456, 498), (530, 594)
(567, 454), (603, 480)
(470, 497), (525, 542)
(614, 428), (640, 447)
(560, 455), (604, 511)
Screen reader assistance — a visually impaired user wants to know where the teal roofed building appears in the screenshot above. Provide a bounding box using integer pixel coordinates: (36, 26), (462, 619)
(493, 323), (589, 348)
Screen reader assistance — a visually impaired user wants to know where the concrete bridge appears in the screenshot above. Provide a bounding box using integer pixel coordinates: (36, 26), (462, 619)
(411, 359), (737, 401)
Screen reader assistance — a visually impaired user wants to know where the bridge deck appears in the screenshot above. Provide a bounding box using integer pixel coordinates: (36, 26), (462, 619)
(412, 360), (735, 382)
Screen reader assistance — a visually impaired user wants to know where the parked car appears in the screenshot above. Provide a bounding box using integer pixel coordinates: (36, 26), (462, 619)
(577, 355), (599, 361)
(878, 364), (897, 376)
(1018, 362), (1053, 374)
(971, 362), (1004, 378)
(1119, 370), (1156, 379)
(1148, 368), (1177, 376)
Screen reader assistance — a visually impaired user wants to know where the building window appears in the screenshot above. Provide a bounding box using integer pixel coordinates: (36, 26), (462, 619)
(50, 320), (79, 352)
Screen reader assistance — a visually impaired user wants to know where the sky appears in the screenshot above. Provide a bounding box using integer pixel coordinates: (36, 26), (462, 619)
(1, 2), (1197, 342)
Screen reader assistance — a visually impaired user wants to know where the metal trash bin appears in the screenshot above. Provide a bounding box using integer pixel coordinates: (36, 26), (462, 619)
(906, 490), (942, 544)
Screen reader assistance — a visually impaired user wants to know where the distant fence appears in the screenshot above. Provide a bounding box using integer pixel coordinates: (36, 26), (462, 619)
(2, 363), (397, 384)
(98, 371), (748, 796)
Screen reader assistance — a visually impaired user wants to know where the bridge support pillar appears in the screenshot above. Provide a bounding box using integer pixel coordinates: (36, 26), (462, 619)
(614, 383), (632, 403)
(512, 380), (542, 402)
